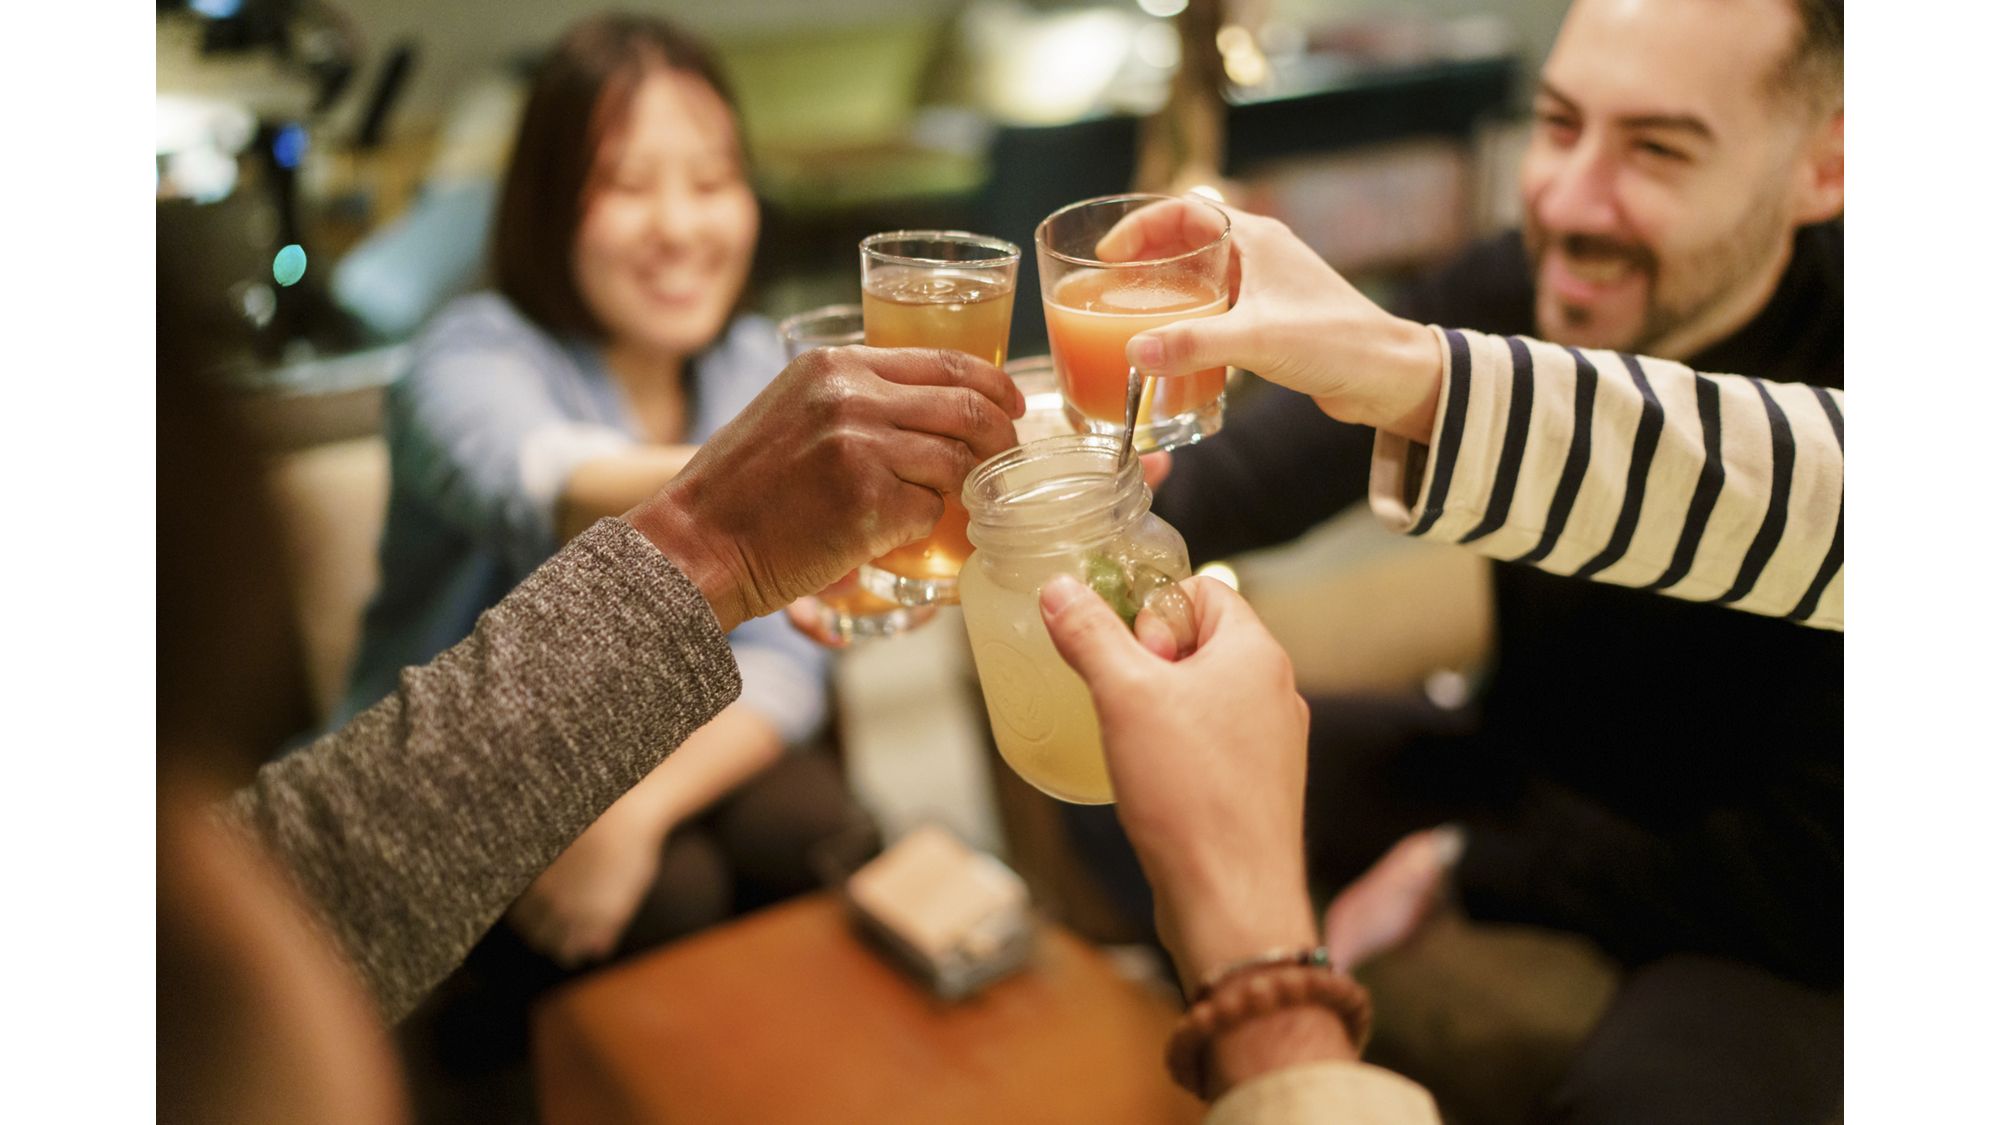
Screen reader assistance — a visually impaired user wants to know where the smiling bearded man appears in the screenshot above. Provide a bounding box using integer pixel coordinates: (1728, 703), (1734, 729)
(1109, 0), (1845, 1120)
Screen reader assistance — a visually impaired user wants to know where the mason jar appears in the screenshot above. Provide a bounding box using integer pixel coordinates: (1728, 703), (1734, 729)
(958, 433), (1191, 804)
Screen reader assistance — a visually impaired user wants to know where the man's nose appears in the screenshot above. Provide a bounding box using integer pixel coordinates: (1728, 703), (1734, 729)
(1534, 143), (1622, 237)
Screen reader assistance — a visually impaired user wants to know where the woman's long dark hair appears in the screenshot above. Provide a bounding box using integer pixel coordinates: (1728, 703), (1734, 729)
(491, 13), (746, 342)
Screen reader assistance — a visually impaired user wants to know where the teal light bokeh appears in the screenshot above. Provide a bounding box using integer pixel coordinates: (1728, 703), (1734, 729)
(273, 244), (308, 287)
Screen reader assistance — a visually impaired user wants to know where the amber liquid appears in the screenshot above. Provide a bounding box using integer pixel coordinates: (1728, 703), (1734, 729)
(861, 266), (1014, 365)
(816, 570), (903, 617)
(1044, 270), (1227, 422)
(862, 267), (1015, 581)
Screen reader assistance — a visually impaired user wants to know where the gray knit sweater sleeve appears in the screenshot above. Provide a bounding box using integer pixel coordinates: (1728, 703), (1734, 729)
(222, 519), (743, 1021)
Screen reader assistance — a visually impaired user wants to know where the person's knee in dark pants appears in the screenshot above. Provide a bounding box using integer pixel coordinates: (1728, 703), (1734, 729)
(1547, 955), (1841, 1125)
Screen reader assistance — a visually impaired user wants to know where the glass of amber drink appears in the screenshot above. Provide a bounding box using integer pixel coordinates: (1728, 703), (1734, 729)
(777, 304), (937, 640)
(1035, 194), (1231, 453)
(858, 230), (1021, 606)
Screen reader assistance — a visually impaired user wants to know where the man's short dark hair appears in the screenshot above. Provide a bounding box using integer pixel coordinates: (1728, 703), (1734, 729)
(1770, 0), (1843, 118)
(492, 14), (742, 341)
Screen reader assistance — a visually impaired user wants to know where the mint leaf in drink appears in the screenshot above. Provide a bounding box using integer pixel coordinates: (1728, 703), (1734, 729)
(1083, 552), (1141, 628)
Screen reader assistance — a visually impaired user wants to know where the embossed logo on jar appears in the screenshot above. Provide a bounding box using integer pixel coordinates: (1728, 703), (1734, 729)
(977, 641), (1055, 744)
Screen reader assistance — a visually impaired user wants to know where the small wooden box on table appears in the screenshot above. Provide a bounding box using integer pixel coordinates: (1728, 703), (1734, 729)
(534, 893), (1203, 1124)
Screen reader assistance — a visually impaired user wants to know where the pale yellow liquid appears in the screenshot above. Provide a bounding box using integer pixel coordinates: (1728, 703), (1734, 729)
(958, 554), (1115, 805)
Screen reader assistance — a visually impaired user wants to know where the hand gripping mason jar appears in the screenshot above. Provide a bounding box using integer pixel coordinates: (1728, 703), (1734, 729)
(958, 433), (1193, 804)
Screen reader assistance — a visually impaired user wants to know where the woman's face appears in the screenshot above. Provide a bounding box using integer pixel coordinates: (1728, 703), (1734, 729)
(574, 69), (757, 359)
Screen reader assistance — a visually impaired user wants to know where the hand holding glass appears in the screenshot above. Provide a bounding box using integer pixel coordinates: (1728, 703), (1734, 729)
(1036, 194), (1232, 454)
(857, 231), (1021, 606)
(776, 304), (937, 641)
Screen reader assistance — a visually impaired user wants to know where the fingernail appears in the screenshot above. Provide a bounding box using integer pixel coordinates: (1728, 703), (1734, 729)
(1041, 573), (1087, 614)
(1432, 824), (1467, 868)
(1128, 334), (1165, 372)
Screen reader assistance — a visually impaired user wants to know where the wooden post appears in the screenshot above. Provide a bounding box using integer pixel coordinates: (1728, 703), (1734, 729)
(1133, 0), (1227, 194)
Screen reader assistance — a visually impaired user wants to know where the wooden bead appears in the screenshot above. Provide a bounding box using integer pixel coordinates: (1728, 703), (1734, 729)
(1164, 963), (1375, 1099)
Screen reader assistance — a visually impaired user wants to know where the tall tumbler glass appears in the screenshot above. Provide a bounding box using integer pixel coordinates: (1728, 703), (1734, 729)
(857, 231), (1021, 606)
(777, 304), (937, 641)
(1035, 194), (1231, 454)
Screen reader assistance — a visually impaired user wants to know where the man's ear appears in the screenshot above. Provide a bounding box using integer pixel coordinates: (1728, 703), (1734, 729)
(1792, 109), (1843, 225)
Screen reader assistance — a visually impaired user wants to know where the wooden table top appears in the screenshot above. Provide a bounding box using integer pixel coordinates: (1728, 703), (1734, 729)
(534, 893), (1204, 1125)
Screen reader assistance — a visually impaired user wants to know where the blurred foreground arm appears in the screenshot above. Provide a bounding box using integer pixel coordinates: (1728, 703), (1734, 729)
(223, 346), (1024, 1020)
(1040, 576), (1439, 1122)
(222, 521), (740, 1021)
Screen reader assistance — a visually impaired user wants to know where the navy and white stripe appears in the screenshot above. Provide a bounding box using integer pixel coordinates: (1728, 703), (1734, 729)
(1370, 327), (1844, 631)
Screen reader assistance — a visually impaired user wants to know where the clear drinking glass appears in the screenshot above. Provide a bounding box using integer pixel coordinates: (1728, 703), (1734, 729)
(777, 304), (937, 641)
(1035, 194), (1231, 454)
(1003, 355), (1085, 443)
(857, 231), (1021, 607)
(957, 434), (1193, 804)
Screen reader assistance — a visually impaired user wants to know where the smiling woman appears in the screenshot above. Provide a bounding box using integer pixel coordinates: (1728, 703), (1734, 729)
(333, 13), (863, 1101)
(493, 18), (757, 367)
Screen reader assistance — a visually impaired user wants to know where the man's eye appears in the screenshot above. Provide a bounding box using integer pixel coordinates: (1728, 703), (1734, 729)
(1636, 140), (1689, 163)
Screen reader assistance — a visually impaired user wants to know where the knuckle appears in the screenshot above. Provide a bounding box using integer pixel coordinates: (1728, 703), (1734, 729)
(793, 346), (843, 387)
(834, 431), (880, 481)
(946, 437), (979, 482)
(831, 380), (881, 428)
(935, 348), (975, 385)
(804, 375), (848, 425)
(902, 485), (945, 532)
(958, 388), (993, 437)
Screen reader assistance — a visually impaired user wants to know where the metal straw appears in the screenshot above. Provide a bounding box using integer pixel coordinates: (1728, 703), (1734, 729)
(1119, 365), (1143, 466)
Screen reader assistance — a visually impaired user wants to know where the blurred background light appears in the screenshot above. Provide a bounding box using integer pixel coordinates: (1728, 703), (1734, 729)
(1133, 21), (1180, 71)
(1137, 0), (1189, 18)
(190, 0), (245, 20)
(273, 123), (307, 170)
(967, 6), (1140, 125)
(273, 243), (308, 287)
(1217, 25), (1273, 88)
(1195, 561), (1240, 591)
(165, 147), (238, 203)
(231, 280), (277, 329)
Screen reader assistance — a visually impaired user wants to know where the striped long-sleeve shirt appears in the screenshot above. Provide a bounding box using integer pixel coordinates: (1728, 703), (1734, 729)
(1369, 327), (1843, 631)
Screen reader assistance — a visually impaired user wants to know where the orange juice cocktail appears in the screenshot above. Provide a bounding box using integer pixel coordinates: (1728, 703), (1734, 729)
(1035, 195), (1231, 454)
(1044, 270), (1227, 427)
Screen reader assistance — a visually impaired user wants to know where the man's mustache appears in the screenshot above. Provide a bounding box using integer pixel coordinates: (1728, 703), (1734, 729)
(1529, 227), (1656, 274)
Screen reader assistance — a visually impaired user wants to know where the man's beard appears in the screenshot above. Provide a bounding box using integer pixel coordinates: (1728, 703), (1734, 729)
(1525, 186), (1793, 355)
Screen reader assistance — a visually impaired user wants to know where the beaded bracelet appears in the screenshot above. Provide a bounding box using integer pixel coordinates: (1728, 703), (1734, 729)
(1191, 945), (1334, 1006)
(1165, 963), (1373, 1099)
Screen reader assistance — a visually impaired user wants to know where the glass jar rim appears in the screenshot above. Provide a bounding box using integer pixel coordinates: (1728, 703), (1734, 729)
(860, 229), (1022, 269)
(1033, 193), (1232, 270)
(964, 434), (1148, 553)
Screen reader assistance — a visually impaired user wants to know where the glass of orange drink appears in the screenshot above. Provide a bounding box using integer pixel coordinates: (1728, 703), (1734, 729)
(1035, 194), (1231, 454)
(777, 304), (939, 640)
(857, 231), (1021, 607)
